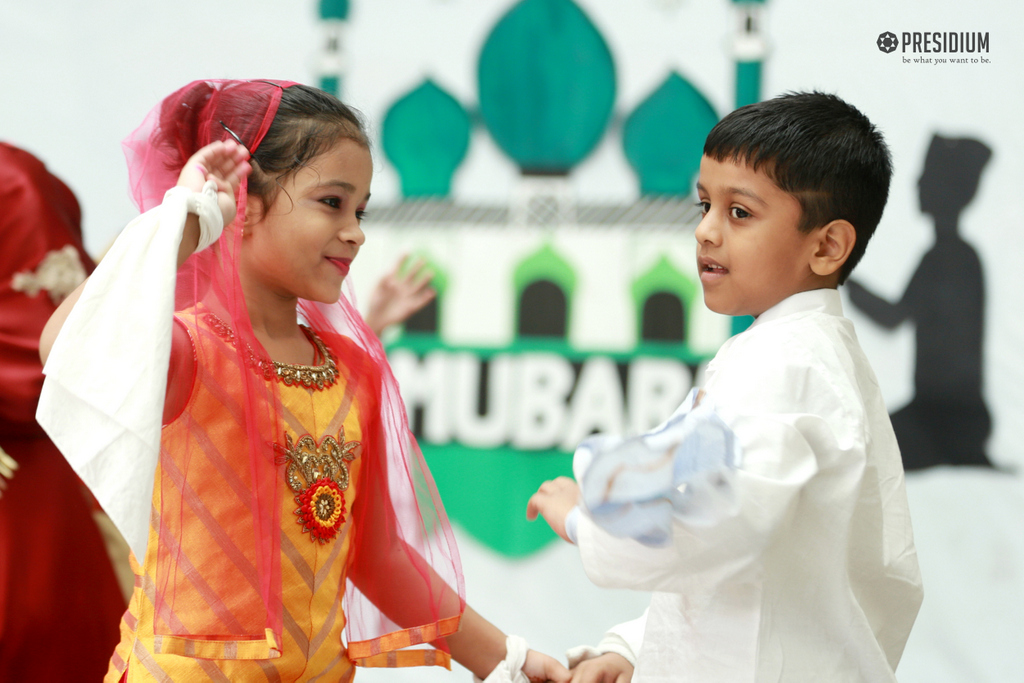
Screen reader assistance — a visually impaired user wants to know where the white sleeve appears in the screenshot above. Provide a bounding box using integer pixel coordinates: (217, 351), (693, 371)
(575, 337), (844, 594)
(566, 609), (648, 668)
(575, 389), (741, 546)
(564, 505), (582, 544)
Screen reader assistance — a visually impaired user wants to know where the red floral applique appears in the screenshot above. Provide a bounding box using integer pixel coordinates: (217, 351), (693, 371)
(296, 478), (347, 543)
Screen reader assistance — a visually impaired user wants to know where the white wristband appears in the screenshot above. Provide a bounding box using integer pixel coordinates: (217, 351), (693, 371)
(473, 635), (530, 683)
(165, 180), (225, 252)
(188, 180), (225, 251)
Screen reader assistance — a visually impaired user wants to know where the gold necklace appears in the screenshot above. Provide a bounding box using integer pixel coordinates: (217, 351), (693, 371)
(272, 327), (339, 390)
(204, 314), (339, 390)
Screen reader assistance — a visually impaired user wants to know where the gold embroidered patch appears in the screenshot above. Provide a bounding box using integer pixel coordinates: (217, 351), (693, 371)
(275, 428), (361, 543)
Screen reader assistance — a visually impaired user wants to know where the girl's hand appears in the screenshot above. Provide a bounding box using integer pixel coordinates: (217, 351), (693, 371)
(522, 649), (571, 682)
(176, 140), (251, 228)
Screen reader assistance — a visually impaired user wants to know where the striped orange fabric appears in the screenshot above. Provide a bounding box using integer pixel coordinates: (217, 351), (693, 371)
(355, 648), (452, 669)
(105, 319), (364, 681)
(347, 615), (461, 660)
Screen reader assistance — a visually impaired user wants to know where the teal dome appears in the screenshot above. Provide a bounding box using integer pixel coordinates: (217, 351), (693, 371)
(319, 0), (349, 20)
(478, 0), (616, 174)
(382, 79), (472, 198)
(623, 73), (718, 196)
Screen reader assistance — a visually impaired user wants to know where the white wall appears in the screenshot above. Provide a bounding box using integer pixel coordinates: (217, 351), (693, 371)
(3, 1), (1021, 680)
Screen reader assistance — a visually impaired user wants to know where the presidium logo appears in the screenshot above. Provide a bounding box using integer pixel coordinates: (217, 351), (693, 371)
(877, 32), (899, 53)
(877, 31), (990, 63)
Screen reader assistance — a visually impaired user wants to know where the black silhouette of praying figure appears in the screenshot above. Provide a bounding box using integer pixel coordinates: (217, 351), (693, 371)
(847, 134), (994, 471)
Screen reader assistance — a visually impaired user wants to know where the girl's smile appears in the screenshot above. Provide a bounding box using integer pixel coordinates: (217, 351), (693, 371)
(326, 257), (352, 277)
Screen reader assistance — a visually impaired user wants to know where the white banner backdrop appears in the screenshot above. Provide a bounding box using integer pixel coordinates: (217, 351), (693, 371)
(1, 1), (1021, 681)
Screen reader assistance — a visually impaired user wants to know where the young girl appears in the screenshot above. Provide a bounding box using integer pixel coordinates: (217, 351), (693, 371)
(38, 80), (569, 682)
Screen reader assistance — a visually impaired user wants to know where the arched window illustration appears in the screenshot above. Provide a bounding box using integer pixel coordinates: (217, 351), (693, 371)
(518, 280), (568, 337)
(641, 291), (685, 342)
(631, 255), (698, 346)
(405, 297), (439, 333)
(513, 243), (576, 338)
(401, 255), (447, 336)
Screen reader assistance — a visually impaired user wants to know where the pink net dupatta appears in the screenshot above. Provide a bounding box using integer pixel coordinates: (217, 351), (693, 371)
(120, 79), (464, 662)
(304, 296), (464, 667)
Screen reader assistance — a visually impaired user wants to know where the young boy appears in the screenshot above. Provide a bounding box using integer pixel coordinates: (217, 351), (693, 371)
(528, 92), (924, 682)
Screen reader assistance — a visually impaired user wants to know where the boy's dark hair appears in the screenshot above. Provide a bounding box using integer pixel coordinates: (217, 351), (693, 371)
(248, 83), (369, 209)
(703, 91), (891, 283)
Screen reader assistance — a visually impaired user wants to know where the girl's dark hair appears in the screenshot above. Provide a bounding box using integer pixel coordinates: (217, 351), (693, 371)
(704, 91), (892, 283)
(248, 83), (369, 208)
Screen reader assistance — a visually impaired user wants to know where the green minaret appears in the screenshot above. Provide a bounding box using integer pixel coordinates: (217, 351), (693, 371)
(731, 0), (768, 109)
(382, 79), (472, 198)
(731, 0), (768, 334)
(318, 0), (350, 97)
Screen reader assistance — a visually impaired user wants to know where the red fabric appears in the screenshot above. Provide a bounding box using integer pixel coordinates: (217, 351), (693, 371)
(125, 80), (464, 662)
(0, 142), (90, 431)
(0, 142), (125, 680)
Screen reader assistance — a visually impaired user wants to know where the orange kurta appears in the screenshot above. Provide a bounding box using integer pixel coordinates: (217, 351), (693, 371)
(107, 317), (367, 682)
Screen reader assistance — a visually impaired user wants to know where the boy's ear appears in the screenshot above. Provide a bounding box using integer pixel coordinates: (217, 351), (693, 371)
(809, 219), (856, 278)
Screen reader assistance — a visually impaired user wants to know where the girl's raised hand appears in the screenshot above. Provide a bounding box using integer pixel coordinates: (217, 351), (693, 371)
(176, 140), (251, 228)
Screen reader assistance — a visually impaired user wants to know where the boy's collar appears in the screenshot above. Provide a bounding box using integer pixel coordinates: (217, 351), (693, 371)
(750, 288), (843, 328)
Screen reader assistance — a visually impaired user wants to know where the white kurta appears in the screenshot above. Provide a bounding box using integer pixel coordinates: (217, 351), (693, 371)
(575, 288), (923, 682)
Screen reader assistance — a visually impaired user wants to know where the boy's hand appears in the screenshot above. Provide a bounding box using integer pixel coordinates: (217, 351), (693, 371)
(176, 140), (251, 228)
(522, 648), (571, 682)
(570, 653), (633, 682)
(526, 476), (580, 543)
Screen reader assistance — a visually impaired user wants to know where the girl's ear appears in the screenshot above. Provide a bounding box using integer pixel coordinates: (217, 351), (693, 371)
(243, 195), (264, 235)
(809, 219), (856, 278)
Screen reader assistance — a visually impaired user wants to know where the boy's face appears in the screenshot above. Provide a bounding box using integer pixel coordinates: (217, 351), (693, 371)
(694, 156), (823, 318)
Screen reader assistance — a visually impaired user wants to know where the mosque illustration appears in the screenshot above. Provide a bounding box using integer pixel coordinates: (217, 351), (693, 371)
(320, 0), (770, 556)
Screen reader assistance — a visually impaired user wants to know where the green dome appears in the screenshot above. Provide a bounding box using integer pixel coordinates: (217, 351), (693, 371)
(382, 79), (472, 198)
(623, 73), (718, 196)
(319, 0), (349, 20)
(478, 0), (616, 174)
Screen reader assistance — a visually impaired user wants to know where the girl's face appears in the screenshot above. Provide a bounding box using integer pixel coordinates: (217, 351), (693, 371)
(241, 138), (372, 305)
